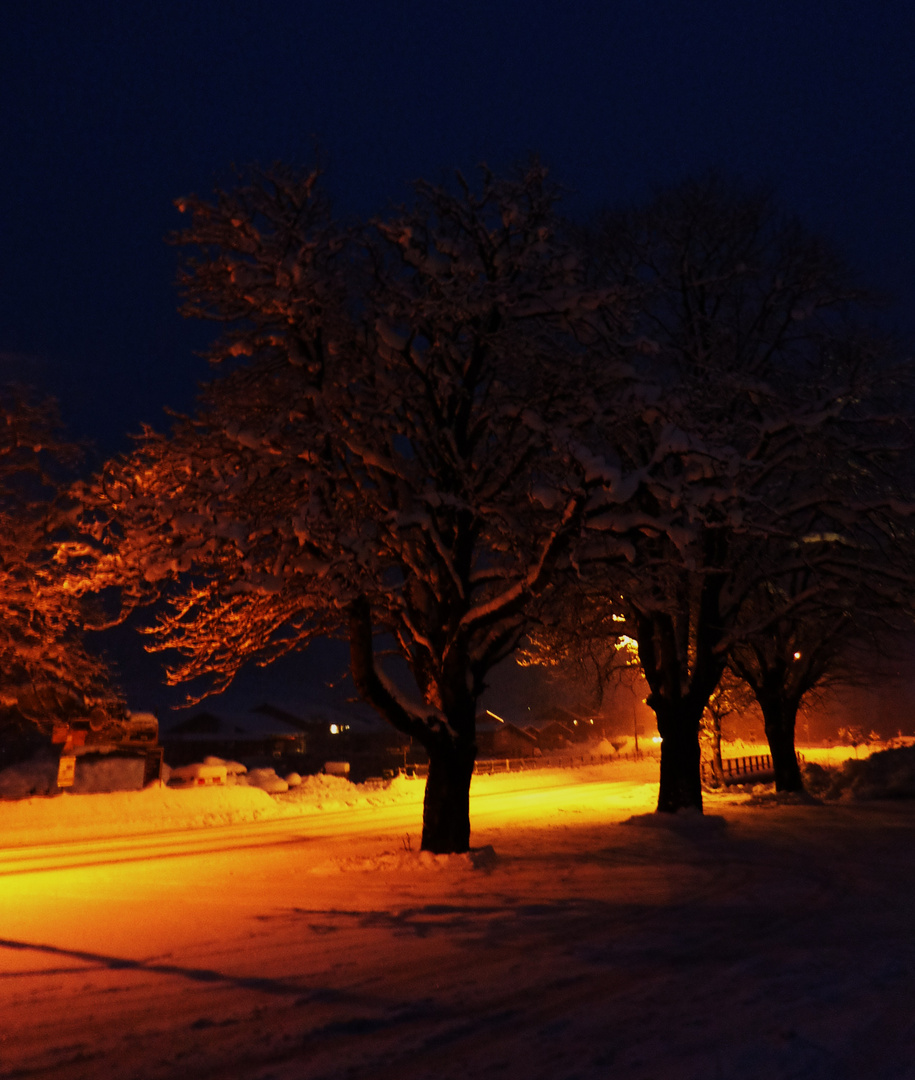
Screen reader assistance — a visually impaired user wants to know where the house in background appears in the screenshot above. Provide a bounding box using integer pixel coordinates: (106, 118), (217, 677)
(476, 717), (539, 758)
(160, 709), (306, 767)
(161, 702), (414, 779)
(532, 720), (576, 751)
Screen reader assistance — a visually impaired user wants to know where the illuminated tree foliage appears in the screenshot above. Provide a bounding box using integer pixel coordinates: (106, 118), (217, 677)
(0, 387), (120, 751)
(87, 164), (629, 852)
(700, 668), (759, 783)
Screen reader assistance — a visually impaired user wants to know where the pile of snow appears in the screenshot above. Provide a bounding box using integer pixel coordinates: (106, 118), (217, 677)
(277, 771), (415, 811)
(824, 745), (915, 800)
(0, 768), (427, 846)
(0, 782), (283, 845)
(241, 766), (289, 793)
(800, 760), (835, 796)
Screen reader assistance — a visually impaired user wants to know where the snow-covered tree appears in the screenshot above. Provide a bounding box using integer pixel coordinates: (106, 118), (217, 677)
(0, 387), (120, 756)
(701, 667), (760, 784)
(727, 379), (915, 791)
(577, 174), (905, 812)
(87, 163), (627, 852)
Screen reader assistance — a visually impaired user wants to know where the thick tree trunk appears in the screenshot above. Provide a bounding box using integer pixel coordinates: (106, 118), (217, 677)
(421, 737), (477, 854)
(348, 594), (479, 853)
(760, 696), (804, 793)
(653, 700), (704, 813)
(636, 602), (724, 815)
(657, 726), (703, 812)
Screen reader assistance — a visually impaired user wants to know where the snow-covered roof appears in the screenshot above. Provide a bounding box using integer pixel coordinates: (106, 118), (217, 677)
(250, 702), (382, 732)
(161, 711), (305, 741)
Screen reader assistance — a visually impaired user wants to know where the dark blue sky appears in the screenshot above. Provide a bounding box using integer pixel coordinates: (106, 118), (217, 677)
(3, 1), (914, 720)
(3, 0), (914, 454)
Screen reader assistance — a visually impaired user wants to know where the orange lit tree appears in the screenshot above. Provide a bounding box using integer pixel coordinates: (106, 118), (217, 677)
(700, 668), (759, 783)
(0, 386), (120, 761)
(86, 164), (630, 852)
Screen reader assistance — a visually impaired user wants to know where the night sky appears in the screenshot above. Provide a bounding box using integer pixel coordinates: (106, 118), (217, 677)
(3, 1), (915, 721)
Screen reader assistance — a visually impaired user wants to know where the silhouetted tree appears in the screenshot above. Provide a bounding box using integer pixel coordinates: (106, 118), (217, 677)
(729, 481), (915, 790)
(701, 667), (759, 784)
(579, 174), (904, 812)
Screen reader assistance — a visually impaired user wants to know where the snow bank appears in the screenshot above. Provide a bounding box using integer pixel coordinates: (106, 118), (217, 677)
(241, 766), (289, 793)
(0, 782), (282, 845)
(277, 771), (421, 811)
(0, 771), (427, 848)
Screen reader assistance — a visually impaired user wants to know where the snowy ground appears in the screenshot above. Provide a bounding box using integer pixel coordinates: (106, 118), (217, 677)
(1, 751), (914, 1079)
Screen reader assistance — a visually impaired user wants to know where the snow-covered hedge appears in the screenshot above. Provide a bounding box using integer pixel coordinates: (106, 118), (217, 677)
(824, 745), (915, 800)
(800, 746), (915, 801)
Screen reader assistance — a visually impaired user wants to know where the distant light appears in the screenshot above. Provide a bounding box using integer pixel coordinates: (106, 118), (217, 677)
(486, 709), (505, 724)
(793, 651), (802, 660)
(330, 724), (339, 734)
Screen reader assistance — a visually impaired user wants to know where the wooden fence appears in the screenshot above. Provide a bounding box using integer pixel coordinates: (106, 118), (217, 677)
(399, 750), (794, 785)
(700, 753), (779, 786)
(399, 750), (650, 780)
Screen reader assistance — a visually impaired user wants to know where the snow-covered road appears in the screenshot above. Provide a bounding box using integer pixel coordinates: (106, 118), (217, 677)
(2, 765), (914, 1079)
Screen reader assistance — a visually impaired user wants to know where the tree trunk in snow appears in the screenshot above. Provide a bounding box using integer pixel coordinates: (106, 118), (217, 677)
(421, 737), (476, 854)
(760, 697), (804, 793)
(636, 606), (722, 814)
(654, 702), (704, 813)
(348, 597), (479, 854)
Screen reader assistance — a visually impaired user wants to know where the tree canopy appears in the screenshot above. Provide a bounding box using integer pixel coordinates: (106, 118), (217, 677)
(547, 175), (915, 806)
(75, 166), (915, 843)
(0, 387), (121, 759)
(86, 163), (633, 850)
